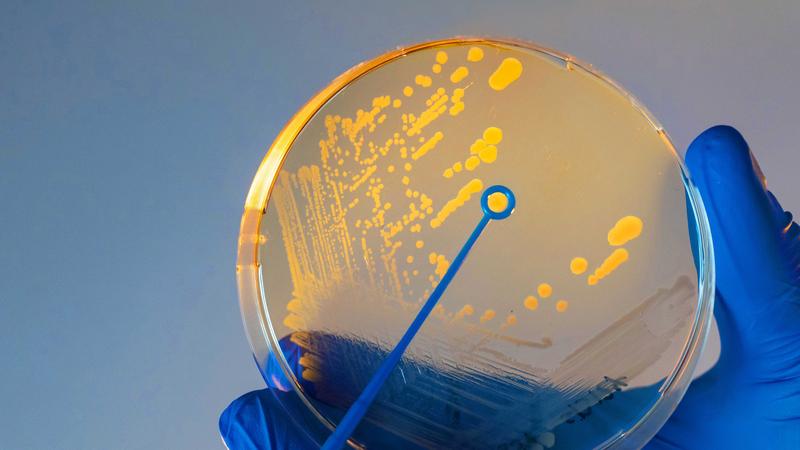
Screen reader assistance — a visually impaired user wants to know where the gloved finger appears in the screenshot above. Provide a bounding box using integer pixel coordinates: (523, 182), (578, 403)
(219, 388), (318, 450)
(685, 125), (800, 365)
(259, 332), (388, 402)
(260, 335), (311, 393)
(685, 125), (794, 304)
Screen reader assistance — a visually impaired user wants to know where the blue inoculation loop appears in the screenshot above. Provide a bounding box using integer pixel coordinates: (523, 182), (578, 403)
(321, 185), (515, 450)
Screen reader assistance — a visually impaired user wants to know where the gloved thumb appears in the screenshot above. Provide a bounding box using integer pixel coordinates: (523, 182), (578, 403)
(685, 125), (800, 360)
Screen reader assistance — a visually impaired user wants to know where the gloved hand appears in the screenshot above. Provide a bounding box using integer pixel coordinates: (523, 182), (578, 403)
(645, 125), (800, 449)
(220, 125), (800, 449)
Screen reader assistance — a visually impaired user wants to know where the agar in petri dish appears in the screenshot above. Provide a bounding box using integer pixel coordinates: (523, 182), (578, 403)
(236, 38), (714, 449)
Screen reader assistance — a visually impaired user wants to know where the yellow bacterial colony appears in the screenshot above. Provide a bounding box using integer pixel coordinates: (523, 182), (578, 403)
(487, 191), (509, 213)
(454, 304), (475, 319)
(570, 257), (588, 275)
(467, 46), (484, 62)
(415, 74), (432, 87)
(608, 216), (644, 246)
(537, 283), (553, 298)
(488, 57), (523, 91)
(450, 66), (469, 83)
(588, 249), (630, 286)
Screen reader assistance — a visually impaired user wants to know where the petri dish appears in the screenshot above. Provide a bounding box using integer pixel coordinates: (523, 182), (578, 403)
(236, 38), (714, 449)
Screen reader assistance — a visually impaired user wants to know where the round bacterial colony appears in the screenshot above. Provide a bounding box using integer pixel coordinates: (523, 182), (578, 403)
(236, 38), (714, 449)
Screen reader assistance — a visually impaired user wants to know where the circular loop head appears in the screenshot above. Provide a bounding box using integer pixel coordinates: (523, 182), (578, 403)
(481, 184), (516, 220)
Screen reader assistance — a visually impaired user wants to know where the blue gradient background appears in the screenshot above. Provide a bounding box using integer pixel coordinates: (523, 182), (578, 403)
(2, 2), (799, 448)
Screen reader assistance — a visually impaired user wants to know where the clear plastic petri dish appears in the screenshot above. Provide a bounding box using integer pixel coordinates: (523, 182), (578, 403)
(236, 38), (714, 449)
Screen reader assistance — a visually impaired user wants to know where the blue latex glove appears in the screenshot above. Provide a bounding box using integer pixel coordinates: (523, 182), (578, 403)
(645, 125), (800, 449)
(220, 126), (800, 449)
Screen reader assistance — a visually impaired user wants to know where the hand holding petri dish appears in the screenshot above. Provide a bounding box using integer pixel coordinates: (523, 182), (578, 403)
(236, 38), (714, 449)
